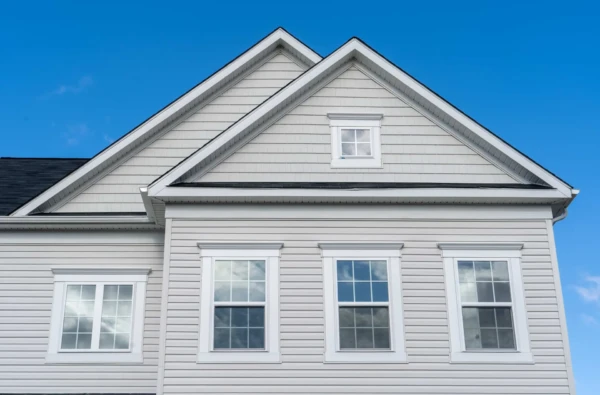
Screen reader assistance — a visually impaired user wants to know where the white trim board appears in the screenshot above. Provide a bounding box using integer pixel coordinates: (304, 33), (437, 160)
(147, 38), (574, 200)
(10, 28), (321, 217)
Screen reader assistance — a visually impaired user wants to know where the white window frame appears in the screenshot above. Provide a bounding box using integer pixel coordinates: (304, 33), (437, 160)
(197, 243), (282, 363)
(47, 267), (150, 364)
(328, 113), (382, 168)
(320, 243), (406, 363)
(439, 243), (533, 364)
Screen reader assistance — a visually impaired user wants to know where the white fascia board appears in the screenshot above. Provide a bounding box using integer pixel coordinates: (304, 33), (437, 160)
(148, 38), (573, 198)
(155, 186), (567, 201)
(11, 29), (320, 217)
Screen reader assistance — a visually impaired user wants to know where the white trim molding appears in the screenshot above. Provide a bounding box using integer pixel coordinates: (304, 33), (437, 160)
(320, 243), (407, 363)
(439, 244), (533, 364)
(197, 246), (281, 363)
(46, 268), (149, 364)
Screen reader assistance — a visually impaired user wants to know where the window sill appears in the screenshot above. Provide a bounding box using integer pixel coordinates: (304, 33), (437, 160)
(330, 158), (382, 169)
(197, 351), (281, 364)
(324, 350), (407, 364)
(450, 351), (534, 364)
(45, 352), (143, 364)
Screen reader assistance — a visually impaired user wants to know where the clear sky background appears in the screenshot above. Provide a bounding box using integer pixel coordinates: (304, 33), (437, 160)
(1, 0), (598, 392)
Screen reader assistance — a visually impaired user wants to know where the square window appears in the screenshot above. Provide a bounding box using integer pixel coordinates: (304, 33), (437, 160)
(329, 116), (382, 168)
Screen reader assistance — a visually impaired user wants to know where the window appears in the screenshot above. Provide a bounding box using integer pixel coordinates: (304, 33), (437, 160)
(439, 244), (533, 363)
(320, 243), (406, 363)
(47, 267), (150, 364)
(198, 243), (282, 363)
(328, 114), (382, 168)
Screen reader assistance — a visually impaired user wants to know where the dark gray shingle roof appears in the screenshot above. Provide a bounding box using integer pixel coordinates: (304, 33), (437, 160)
(0, 157), (88, 215)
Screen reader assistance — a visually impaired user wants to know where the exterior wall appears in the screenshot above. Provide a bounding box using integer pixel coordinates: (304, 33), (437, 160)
(199, 65), (518, 183)
(161, 204), (572, 395)
(54, 52), (306, 213)
(0, 231), (163, 393)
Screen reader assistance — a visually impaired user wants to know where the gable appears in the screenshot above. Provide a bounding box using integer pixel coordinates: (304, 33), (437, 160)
(53, 51), (306, 213)
(195, 66), (519, 184)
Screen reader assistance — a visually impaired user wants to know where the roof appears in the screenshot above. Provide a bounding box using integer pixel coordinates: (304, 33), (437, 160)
(0, 158), (88, 215)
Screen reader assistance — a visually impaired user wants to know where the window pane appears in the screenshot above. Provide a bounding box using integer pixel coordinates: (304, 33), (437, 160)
(101, 317), (115, 333)
(478, 308), (496, 328)
(476, 282), (494, 302)
(474, 261), (492, 281)
(353, 261), (370, 281)
(460, 282), (477, 303)
(214, 281), (231, 302)
(374, 328), (390, 349)
(231, 328), (248, 348)
(99, 333), (115, 349)
(492, 261), (510, 281)
(481, 329), (499, 348)
(249, 328), (265, 349)
(117, 301), (132, 316)
(495, 307), (513, 328)
(232, 261), (249, 281)
(494, 282), (512, 302)
(116, 317), (130, 333)
(356, 143), (372, 156)
(339, 328), (356, 349)
(355, 129), (370, 142)
(462, 307), (479, 329)
(337, 261), (353, 281)
(248, 307), (264, 328)
(115, 333), (130, 349)
(214, 307), (231, 328)
(337, 282), (354, 302)
(354, 281), (371, 302)
(356, 328), (374, 348)
(213, 328), (230, 349)
(102, 301), (117, 316)
(103, 285), (119, 300)
(372, 282), (389, 302)
(341, 129), (355, 142)
(249, 281), (265, 302)
(464, 329), (482, 349)
(249, 261), (265, 281)
(231, 281), (249, 302)
(354, 307), (373, 327)
(372, 307), (390, 327)
(338, 307), (355, 328)
(370, 261), (388, 281)
(214, 260), (231, 281)
(458, 261), (475, 283)
(341, 143), (356, 156)
(118, 285), (133, 301)
(61, 284), (95, 350)
(498, 329), (516, 349)
(231, 307), (249, 327)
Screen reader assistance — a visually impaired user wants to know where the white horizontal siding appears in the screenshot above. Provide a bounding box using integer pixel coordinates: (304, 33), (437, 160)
(0, 237), (164, 393)
(200, 66), (518, 184)
(54, 52), (305, 213)
(162, 209), (569, 395)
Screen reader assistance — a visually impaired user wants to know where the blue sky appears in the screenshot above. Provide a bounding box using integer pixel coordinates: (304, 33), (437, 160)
(1, 0), (598, 392)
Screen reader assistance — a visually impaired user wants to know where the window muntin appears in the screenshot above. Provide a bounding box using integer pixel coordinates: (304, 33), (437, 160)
(335, 259), (391, 350)
(212, 260), (266, 350)
(457, 260), (515, 350)
(340, 128), (372, 157)
(59, 283), (134, 352)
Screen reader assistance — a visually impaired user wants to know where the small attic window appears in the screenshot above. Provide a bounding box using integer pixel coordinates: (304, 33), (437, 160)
(328, 114), (382, 168)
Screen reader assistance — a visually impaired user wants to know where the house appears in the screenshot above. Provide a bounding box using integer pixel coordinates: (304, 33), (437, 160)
(0, 27), (578, 395)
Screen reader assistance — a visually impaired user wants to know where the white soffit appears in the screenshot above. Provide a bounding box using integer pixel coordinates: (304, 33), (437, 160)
(10, 28), (321, 217)
(147, 38), (573, 199)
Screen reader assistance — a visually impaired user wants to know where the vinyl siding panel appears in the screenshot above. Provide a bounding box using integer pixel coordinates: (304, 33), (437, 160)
(54, 52), (305, 213)
(162, 208), (569, 395)
(199, 66), (518, 184)
(0, 235), (163, 393)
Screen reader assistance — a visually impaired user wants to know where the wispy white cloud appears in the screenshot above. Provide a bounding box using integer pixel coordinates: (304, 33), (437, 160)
(574, 275), (600, 304)
(103, 134), (115, 144)
(44, 76), (93, 98)
(62, 123), (90, 146)
(581, 313), (599, 326)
